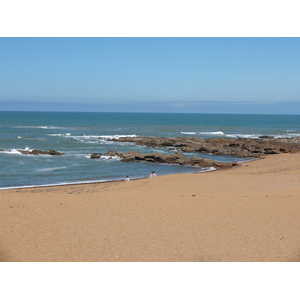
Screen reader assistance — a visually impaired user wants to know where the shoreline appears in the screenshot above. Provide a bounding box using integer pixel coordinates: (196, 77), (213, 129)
(1, 153), (300, 262)
(0, 164), (218, 191)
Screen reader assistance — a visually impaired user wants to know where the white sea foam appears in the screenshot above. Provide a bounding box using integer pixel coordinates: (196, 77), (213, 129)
(35, 166), (68, 172)
(63, 134), (138, 145)
(226, 134), (258, 138)
(48, 133), (71, 137)
(99, 134), (138, 139)
(181, 131), (300, 139)
(16, 136), (46, 141)
(200, 131), (225, 135)
(181, 131), (225, 136)
(181, 132), (197, 135)
(0, 147), (34, 155)
(0, 149), (22, 155)
(12, 125), (64, 130)
(67, 153), (91, 159)
(100, 155), (121, 161)
(69, 134), (137, 140)
(36, 126), (66, 130)
(0, 178), (125, 190)
(202, 167), (216, 172)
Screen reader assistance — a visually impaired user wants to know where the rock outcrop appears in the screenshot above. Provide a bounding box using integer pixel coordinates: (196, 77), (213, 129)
(18, 149), (65, 155)
(90, 149), (236, 169)
(90, 153), (102, 159)
(89, 136), (300, 169)
(108, 136), (300, 158)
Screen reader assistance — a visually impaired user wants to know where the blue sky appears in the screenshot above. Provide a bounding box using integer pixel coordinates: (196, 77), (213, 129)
(0, 37), (299, 113)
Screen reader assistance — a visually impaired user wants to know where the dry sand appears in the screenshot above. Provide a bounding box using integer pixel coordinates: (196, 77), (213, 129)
(1, 153), (300, 262)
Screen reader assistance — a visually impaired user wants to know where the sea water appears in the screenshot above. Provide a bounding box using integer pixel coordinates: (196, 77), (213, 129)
(0, 111), (299, 189)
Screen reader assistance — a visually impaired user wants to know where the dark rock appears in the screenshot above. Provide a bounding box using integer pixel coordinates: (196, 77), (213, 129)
(145, 157), (155, 162)
(90, 153), (102, 159)
(18, 149), (65, 155)
(125, 151), (145, 160)
(198, 147), (208, 153)
(263, 148), (279, 155)
(212, 161), (232, 168)
(121, 153), (136, 162)
(31, 150), (44, 155)
(114, 150), (233, 168)
(48, 149), (65, 155)
(144, 153), (168, 163)
(103, 150), (120, 157)
(229, 143), (240, 147)
(181, 146), (196, 152)
(188, 156), (216, 167)
(250, 150), (262, 154)
(108, 136), (300, 158)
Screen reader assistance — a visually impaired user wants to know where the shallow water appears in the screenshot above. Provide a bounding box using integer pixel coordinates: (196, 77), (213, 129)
(1, 112), (299, 189)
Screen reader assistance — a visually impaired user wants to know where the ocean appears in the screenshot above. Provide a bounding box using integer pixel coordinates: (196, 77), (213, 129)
(1, 111), (299, 189)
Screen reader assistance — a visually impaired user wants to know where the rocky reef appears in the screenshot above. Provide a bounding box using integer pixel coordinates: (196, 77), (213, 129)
(0, 149), (65, 155)
(90, 150), (237, 169)
(108, 136), (300, 158)
(2, 136), (299, 170)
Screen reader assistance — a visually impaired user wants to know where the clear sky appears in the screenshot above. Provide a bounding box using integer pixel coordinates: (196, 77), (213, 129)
(0, 37), (299, 113)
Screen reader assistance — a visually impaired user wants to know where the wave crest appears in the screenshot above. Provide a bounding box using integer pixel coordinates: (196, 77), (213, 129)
(182, 131), (225, 136)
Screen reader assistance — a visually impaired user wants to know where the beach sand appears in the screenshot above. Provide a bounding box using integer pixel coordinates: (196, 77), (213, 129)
(1, 153), (300, 262)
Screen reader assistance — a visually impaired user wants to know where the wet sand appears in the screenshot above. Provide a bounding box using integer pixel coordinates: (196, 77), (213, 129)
(1, 153), (300, 262)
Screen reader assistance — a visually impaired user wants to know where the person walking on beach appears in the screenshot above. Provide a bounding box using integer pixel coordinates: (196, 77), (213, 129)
(150, 171), (157, 178)
(125, 176), (130, 182)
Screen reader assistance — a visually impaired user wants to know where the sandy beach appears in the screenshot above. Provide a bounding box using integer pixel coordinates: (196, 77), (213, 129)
(1, 152), (300, 262)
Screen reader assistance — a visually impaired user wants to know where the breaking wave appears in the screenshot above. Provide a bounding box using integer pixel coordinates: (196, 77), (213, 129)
(0, 147), (34, 155)
(182, 131), (225, 136)
(34, 166), (69, 173)
(181, 131), (300, 139)
(99, 155), (121, 161)
(48, 133), (138, 145)
(11, 125), (68, 130)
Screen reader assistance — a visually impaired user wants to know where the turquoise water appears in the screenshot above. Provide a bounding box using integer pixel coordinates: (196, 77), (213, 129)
(1, 112), (299, 189)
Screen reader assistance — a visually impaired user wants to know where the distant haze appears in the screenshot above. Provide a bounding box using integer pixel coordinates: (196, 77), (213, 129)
(1, 100), (299, 114)
(1, 37), (299, 114)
